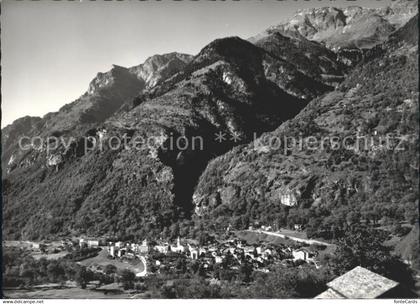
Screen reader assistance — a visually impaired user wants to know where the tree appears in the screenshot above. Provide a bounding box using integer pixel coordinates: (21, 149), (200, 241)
(221, 251), (234, 269)
(175, 256), (187, 274)
(239, 261), (253, 283)
(119, 269), (135, 290)
(104, 264), (117, 275)
(243, 265), (329, 298)
(197, 230), (211, 246)
(46, 261), (65, 282)
(19, 262), (35, 286)
(170, 222), (180, 240)
(330, 227), (414, 288)
(75, 266), (89, 289)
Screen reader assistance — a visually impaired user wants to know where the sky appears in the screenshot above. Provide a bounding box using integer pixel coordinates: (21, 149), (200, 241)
(1, 0), (393, 127)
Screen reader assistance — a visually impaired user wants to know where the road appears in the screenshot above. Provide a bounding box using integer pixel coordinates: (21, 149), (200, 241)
(251, 230), (331, 247)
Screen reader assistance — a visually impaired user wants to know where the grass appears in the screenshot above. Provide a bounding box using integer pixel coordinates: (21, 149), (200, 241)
(32, 251), (69, 260)
(78, 248), (145, 274)
(235, 230), (337, 256)
(274, 228), (308, 239)
(235, 230), (297, 247)
(3, 287), (133, 299)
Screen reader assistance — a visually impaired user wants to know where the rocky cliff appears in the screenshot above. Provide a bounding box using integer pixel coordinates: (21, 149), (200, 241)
(250, 0), (418, 50)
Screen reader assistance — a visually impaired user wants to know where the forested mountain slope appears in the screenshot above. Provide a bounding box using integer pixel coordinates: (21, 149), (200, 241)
(193, 14), (419, 238)
(2, 5), (417, 242)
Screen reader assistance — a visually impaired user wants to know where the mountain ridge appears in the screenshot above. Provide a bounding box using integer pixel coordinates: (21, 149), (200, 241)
(2, 4), (417, 241)
(249, 0), (418, 50)
(193, 14), (419, 238)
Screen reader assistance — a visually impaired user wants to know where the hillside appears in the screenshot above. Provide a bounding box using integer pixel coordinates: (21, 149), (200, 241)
(193, 14), (419, 238)
(1, 53), (193, 175)
(2, 32), (346, 240)
(1, 5), (417, 243)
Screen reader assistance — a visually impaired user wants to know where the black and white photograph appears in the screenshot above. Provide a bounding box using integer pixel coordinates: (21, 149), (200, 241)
(1, 0), (419, 301)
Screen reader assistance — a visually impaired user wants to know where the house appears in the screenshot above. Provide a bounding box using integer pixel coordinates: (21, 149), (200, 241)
(292, 250), (309, 261)
(87, 240), (100, 247)
(117, 248), (126, 258)
(188, 244), (206, 260)
(263, 248), (273, 257)
(171, 237), (185, 253)
(155, 244), (170, 254)
(189, 244), (199, 259)
(108, 245), (116, 257)
(79, 239), (87, 248)
(214, 255), (223, 264)
(316, 266), (401, 299)
(294, 224), (303, 231)
(128, 241), (148, 254)
(236, 240), (246, 248)
(138, 239), (149, 254)
(31, 243), (40, 250)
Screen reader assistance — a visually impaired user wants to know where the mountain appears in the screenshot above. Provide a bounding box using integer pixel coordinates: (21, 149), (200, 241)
(129, 52), (193, 89)
(250, 0), (418, 50)
(1, 116), (43, 174)
(1, 6), (417, 242)
(193, 14), (418, 238)
(2, 31), (347, 240)
(1, 53), (193, 175)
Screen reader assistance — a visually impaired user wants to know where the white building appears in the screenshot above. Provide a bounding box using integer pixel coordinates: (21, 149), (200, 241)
(87, 240), (100, 247)
(31, 243), (40, 250)
(294, 224), (303, 231)
(292, 250), (309, 261)
(214, 256), (223, 264)
(138, 239), (149, 254)
(155, 244), (170, 254)
(190, 247), (199, 259)
(171, 237), (185, 253)
(188, 244), (206, 260)
(108, 245), (116, 257)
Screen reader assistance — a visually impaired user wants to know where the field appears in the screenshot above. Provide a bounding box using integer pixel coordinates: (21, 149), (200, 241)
(235, 230), (337, 255)
(78, 248), (145, 274)
(4, 287), (133, 299)
(235, 230), (299, 247)
(32, 251), (69, 260)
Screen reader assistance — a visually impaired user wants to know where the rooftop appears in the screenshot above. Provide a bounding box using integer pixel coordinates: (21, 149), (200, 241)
(316, 288), (345, 299)
(323, 266), (399, 299)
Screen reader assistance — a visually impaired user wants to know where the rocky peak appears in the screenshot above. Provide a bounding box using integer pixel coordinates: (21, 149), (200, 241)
(87, 64), (141, 95)
(288, 7), (347, 37)
(129, 52), (193, 88)
(251, 0), (418, 50)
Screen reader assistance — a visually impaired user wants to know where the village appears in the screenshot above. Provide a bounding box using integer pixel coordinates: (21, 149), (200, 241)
(4, 222), (417, 299)
(75, 225), (323, 279)
(4, 224), (324, 279)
